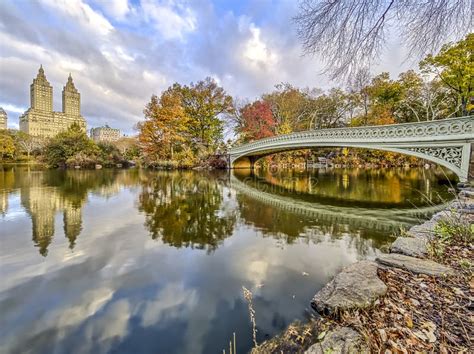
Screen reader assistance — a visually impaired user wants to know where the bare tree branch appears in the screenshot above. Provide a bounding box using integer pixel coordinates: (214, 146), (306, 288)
(294, 0), (472, 80)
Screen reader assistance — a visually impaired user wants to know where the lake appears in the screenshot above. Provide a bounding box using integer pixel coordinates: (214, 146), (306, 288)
(0, 166), (454, 353)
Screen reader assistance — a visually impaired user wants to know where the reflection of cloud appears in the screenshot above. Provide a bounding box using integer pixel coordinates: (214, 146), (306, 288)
(140, 282), (197, 327)
(247, 259), (269, 285)
(53, 287), (114, 328)
(84, 299), (131, 346)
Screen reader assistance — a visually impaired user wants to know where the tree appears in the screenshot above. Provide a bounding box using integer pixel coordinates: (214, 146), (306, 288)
(138, 87), (189, 163)
(348, 67), (372, 123)
(239, 100), (276, 142)
(294, 0), (471, 80)
(0, 131), (15, 161)
(420, 33), (473, 116)
(350, 72), (401, 125)
(307, 89), (352, 129)
(113, 137), (140, 161)
(179, 77), (234, 152)
(263, 83), (316, 133)
(15, 132), (40, 160)
(43, 123), (99, 167)
(397, 70), (457, 122)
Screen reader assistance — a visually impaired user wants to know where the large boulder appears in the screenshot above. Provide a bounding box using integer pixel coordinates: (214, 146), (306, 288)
(311, 261), (387, 316)
(376, 253), (453, 277)
(390, 237), (427, 258)
(305, 327), (369, 354)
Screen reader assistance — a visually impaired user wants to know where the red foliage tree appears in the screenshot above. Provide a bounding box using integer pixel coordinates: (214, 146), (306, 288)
(240, 100), (276, 142)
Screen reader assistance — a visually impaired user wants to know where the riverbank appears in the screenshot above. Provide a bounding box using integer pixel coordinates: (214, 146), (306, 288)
(253, 185), (473, 353)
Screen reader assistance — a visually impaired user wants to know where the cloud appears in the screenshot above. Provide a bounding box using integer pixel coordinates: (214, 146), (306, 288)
(39, 0), (114, 36)
(141, 0), (196, 40)
(94, 0), (131, 20)
(242, 23), (279, 70)
(0, 0), (414, 135)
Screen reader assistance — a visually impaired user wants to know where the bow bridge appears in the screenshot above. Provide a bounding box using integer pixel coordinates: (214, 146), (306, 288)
(228, 116), (474, 182)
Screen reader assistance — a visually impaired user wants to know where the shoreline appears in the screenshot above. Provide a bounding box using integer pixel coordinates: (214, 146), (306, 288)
(253, 184), (473, 353)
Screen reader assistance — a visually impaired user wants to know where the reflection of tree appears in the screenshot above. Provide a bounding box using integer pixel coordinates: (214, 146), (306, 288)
(239, 167), (451, 208)
(138, 171), (236, 252)
(232, 169), (451, 252)
(236, 192), (390, 252)
(0, 166), (15, 216)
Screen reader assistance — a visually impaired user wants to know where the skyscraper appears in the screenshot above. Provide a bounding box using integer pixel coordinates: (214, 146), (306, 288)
(0, 107), (7, 129)
(19, 65), (87, 138)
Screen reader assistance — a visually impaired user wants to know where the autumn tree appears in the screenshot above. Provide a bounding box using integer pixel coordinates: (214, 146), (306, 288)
(263, 83), (316, 134)
(138, 87), (189, 163)
(239, 100), (276, 142)
(0, 131), (15, 161)
(420, 33), (473, 116)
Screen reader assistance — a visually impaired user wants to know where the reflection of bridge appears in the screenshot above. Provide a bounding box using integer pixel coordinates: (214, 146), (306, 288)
(229, 116), (474, 181)
(230, 175), (450, 231)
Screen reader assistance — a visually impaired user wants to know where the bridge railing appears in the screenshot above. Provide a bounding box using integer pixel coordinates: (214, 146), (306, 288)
(229, 116), (473, 154)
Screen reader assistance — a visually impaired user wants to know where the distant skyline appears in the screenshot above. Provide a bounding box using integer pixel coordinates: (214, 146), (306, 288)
(1, 0), (413, 135)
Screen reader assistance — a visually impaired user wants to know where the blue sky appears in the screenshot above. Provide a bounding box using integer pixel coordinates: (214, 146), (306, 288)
(0, 0), (411, 135)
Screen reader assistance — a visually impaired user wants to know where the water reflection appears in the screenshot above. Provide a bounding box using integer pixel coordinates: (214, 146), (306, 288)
(137, 171), (237, 252)
(0, 165), (455, 354)
(233, 169), (451, 232)
(0, 166), (141, 255)
(0, 165), (453, 257)
(236, 167), (451, 208)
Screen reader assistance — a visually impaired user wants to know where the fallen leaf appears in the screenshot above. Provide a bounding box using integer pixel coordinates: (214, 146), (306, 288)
(405, 315), (413, 328)
(317, 331), (326, 341)
(413, 331), (428, 341)
(424, 329), (436, 343)
(378, 328), (387, 342)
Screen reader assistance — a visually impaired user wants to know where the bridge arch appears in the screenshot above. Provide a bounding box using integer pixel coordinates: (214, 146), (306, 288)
(229, 117), (474, 182)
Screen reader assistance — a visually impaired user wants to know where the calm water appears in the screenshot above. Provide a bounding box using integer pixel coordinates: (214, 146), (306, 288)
(0, 166), (454, 354)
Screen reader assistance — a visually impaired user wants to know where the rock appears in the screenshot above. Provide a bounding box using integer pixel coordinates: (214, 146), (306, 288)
(460, 189), (474, 198)
(305, 327), (369, 354)
(390, 237), (427, 258)
(456, 182), (471, 189)
(376, 253), (453, 277)
(407, 221), (437, 240)
(311, 261), (387, 316)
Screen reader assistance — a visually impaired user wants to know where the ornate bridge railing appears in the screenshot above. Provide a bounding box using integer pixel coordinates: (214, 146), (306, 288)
(229, 116), (474, 181)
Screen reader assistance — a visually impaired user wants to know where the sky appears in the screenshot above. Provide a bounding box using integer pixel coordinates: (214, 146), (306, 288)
(0, 0), (412, 135)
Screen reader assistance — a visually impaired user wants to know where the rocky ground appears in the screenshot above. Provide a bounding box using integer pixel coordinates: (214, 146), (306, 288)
(253, 187), (473, 354)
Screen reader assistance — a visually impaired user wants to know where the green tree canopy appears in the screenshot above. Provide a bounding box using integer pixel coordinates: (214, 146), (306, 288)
(420, 33), (473, 116)
(179, 77), (234, 150)
(43, 123), (99, 167)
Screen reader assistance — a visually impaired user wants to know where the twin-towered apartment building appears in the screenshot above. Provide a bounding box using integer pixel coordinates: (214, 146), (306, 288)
(1, 65), (121, 142)
(19, 65), (87, 137)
